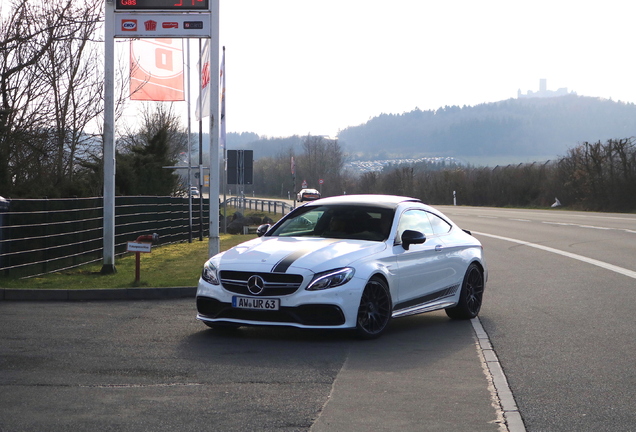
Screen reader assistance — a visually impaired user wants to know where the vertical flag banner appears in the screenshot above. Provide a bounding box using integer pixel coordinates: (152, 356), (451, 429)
(130, 38), (184, 101)
(220, 46), (226, 150)
(195, 40), (211, 120)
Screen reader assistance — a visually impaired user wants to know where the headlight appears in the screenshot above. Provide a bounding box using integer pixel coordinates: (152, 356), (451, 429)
(201, 260), (220, 285)
(306, 267), (355, 291)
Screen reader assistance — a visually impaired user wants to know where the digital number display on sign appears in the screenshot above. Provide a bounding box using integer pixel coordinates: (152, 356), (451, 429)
(116, 0), (209, 10)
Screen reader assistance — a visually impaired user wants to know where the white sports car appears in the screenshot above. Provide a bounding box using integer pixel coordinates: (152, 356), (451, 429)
(196, 195), (487, 338)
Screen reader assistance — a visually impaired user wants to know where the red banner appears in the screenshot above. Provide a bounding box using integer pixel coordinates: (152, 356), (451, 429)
(130, 38), (184, 101)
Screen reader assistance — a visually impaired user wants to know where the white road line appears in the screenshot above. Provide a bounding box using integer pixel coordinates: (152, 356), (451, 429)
(579, 225), (612, 230)
(474, 231), (636, 280)
(470, 229), (636, 432)
(509, 219), (530, 222)
(540, 221), (636, 233)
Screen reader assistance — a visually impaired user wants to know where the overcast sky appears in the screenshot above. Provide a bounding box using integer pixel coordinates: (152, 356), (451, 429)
(214, 0), (636, 138)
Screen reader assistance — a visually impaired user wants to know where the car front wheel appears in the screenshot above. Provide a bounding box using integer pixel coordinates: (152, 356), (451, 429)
(356, 277), (392, 339)
(445, 263), (484, 320)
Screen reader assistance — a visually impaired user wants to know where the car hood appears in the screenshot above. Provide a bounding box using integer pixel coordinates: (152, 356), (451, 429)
(217, 236), (386, 274)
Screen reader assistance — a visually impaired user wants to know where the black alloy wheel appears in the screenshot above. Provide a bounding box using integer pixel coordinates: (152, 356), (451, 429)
(445, 263), (484, 320)
(356, 277), (392, 339)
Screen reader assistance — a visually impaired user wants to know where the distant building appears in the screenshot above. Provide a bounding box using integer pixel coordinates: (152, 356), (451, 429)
(518, 79), (571, 99)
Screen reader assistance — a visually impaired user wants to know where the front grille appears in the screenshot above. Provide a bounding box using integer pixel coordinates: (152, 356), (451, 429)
(219, 270), (304, 296)
(197, 296), (346, 327)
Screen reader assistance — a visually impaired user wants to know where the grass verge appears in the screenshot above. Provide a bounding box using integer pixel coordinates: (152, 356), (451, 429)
(0, 234), (255, 290)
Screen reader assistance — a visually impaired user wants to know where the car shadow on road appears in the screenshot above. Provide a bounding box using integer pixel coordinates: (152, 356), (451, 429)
(179, 311), (476, 373)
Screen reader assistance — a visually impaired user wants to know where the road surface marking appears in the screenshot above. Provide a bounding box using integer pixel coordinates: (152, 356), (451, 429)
(474, 231), (636, 280)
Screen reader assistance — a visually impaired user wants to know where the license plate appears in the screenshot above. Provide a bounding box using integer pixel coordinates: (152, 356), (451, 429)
(232, 296), (280, 311)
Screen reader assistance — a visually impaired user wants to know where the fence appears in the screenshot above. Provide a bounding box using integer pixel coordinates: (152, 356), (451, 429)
(0, 196), (209, 279)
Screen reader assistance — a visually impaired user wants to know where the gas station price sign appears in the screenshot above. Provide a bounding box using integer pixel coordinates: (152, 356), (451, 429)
(116, 0), (209, 10)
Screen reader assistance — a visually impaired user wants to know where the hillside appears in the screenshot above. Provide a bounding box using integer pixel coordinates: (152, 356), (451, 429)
(337, 95), (636, 164)
(227, 95), (636, 166)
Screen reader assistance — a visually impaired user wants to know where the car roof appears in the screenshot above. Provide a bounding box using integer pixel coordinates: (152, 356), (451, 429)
(305, 194), (421, 208)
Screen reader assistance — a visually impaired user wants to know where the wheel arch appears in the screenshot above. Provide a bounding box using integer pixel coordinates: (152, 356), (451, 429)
(468, 259), (487, 283)
(366, 271), (395, 308)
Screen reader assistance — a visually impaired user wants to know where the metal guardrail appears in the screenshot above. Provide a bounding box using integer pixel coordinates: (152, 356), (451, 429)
(223, 197), (293, 216)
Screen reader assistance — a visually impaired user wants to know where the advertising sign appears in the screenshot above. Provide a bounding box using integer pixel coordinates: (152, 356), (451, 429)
(114, 13), (210, 38)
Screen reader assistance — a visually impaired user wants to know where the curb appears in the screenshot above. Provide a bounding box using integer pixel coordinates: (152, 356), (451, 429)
(0, 287), (197, 301)
(471, 317), (526, 432)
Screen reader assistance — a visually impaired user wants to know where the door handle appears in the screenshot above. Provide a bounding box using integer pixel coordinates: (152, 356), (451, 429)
(435, 244), (443, 252)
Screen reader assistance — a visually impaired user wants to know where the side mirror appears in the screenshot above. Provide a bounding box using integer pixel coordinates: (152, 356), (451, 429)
(401, 229), (426, 250)
(256, 224), (271, 237)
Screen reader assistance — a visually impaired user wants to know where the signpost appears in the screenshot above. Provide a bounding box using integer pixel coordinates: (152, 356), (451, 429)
(127, 241), (152, 283)
(126, 233), (157, 283)
(102, 0), (220, 274)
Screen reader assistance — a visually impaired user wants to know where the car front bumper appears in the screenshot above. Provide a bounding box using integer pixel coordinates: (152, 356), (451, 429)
(196, 277), (365, 329)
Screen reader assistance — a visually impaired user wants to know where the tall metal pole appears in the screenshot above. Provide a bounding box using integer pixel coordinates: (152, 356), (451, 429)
(208, 0), (221, 257)
(197, 39), (204, 242)
(101, 0), (116, 274)
(222, 46), (227, 235)
(186, 39), (193, 243)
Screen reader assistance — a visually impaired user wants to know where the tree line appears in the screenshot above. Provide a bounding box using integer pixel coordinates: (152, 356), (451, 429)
(253, 136), (636, 212)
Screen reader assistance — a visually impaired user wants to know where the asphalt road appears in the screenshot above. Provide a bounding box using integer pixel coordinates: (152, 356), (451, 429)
(1, 206), (635, 431)
(0, 302), (500, 432)
(438, 206), (636, 432)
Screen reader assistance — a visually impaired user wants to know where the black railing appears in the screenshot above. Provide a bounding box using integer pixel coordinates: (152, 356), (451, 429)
(0, 196), (209, 279)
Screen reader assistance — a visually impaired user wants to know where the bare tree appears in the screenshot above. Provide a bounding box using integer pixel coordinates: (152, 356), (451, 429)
(39, 0), (103, 187)
(119, 103), (189, 160)
(297, 135), (345, 196)
(0, 0), (104, 197)
(252, 148), (296, 197)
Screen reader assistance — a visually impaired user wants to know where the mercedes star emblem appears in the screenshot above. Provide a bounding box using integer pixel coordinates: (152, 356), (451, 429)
(247, 275), (265, 295)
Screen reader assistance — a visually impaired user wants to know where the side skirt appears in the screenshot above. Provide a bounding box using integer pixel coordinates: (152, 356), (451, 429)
(392, 284), (460, 319)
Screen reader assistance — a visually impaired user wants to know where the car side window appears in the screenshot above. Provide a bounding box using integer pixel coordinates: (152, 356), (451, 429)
(427, 212), (452, 234)
(396, 209), (434, 242)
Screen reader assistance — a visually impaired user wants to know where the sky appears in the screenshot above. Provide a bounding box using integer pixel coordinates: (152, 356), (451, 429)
(214, 0), (636, 138)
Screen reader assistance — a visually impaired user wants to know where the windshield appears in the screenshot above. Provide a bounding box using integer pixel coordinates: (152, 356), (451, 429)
(268, 205), (394, 241)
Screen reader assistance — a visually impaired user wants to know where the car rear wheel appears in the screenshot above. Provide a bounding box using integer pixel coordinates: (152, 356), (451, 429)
(445, 263), (484, 320)
(356, 277), (392, 339)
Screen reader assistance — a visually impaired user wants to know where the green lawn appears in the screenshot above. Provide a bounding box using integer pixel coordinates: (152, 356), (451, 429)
(0, 234), (255, 290)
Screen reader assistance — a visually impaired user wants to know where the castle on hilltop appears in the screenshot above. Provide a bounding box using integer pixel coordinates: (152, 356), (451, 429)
(518, 79), (572, 99)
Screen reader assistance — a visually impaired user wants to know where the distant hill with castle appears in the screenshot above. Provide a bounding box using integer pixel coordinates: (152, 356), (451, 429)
(518, 78), (571, 99)
(228, 82), (636, 166)
(337, 91), (636, 165)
